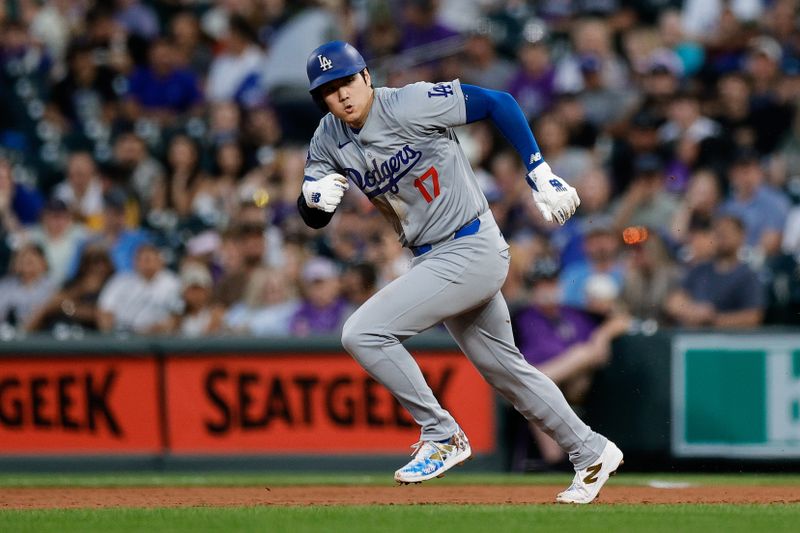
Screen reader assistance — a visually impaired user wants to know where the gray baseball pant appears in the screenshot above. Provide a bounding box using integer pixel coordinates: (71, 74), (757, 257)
(341, 212), (607, 469)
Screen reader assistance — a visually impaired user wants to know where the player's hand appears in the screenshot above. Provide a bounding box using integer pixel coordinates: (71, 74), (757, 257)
(302, 173), (349, 213)
(526, 162), (580, 225)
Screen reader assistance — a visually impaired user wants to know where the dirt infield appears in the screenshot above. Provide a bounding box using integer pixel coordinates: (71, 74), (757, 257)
(2, 485), (798, 508)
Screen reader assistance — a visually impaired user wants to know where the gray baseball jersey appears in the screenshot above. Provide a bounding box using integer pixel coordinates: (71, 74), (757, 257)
(305, 79), (487, 247)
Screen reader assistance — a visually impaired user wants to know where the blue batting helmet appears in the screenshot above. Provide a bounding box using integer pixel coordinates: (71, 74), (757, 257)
(306, 41), (367, 93)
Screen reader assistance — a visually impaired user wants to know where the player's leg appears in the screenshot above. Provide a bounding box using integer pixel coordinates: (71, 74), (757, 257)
(443, 291), (623, 503)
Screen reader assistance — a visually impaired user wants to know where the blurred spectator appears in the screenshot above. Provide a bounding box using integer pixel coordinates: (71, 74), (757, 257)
(670, 169), (722, 243)
(169, 10), (213, 78)
(48, 40), (120, 135)
(608, 110), (667, 194)
(555, 18), (629, 94)
(342, 262), (378, 307)
(535, 113), (593, 185)
(225, 267), (300, 336)
(620, 231), (682, 323)
(164, 133), (206, 219)
(98, 243), (180, 333)
(76, 188), (150, 274)
(576, 52), (637, 130)
(205, 15), (265, 105)
(559, 216), (624, 309)
(0, 157), (43, 231)
(506, 40), (556, 120)
(721, 150), (790, 258)
(53, 152), (104, 227)
(512, 258), (630, 469)
(461, 27), (514, 91)
(113, 132), (165, 213)
(658, 9), (704, 77)
(0, 243), (57, 329)
(124, 37), (203, 124)
(214, 221), (268, 307)
(612, 153), (679, 233)
(666, 214), (764, 328)
(190, 141), (244, 228)
(161, 262), (224, 337)
(27, 245), (114, 333)
(399, 0), (459, 52)
(25, 197), (86, 284)
(290, 257), (349, 337)
(114, 0), (159, 40)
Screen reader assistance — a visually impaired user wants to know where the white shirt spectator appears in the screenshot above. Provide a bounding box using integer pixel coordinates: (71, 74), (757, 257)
(98, 270), (181, 332)
(54, 178), (104, 221)
(0, 275), (58, 328)
(225, 299), (300, 336)
(206, 45), (266, 102)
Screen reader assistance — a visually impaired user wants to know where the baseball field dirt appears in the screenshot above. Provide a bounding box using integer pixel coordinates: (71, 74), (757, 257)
(2, 484), (798, 508)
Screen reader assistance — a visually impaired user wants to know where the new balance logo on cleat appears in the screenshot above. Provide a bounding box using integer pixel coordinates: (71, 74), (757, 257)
(582, 463), (603, 484)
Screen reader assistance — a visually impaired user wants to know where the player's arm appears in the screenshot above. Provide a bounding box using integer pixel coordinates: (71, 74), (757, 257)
(461, 84), (579, 225)
(298, 133), (349, 229)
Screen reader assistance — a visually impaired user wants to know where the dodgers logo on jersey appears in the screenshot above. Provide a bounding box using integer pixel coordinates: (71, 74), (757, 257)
(318, 54), (333, 71)
(427, 83), (454, 98)
(344, 145), (423, 199)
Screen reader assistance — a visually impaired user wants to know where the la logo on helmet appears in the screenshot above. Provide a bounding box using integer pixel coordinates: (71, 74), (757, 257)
(318, 55), (333, 71)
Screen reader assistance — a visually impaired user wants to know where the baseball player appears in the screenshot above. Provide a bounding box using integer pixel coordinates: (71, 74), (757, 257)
(298, 41), (622, 504)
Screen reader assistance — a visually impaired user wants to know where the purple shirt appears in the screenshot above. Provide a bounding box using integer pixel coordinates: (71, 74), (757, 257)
(506, 67), (556, 119)
(290, 298), (349, 337)
(512, 306), (598, 366)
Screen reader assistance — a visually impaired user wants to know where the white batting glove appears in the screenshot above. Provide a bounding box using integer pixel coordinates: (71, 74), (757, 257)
(302, 173), (349, 213)
(526, 162), (580, 225)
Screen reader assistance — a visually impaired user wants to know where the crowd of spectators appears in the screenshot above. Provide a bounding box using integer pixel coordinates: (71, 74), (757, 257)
(0, 0), (799, 343)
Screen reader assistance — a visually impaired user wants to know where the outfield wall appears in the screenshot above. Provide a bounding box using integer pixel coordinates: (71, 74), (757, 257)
(0, 330), (798, 471)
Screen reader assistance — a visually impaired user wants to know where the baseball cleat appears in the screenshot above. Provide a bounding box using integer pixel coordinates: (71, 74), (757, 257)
(394, 428), (471, 484)
(556, 440), (624, 504)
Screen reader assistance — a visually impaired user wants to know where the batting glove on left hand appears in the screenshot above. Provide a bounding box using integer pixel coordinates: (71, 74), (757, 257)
(302, 173), (349, 213)
(526, 162), (580, 225)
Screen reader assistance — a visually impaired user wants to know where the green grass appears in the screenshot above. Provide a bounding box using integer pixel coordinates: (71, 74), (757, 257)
(1, 471), (800, 488)
(1, 504), (799, 533)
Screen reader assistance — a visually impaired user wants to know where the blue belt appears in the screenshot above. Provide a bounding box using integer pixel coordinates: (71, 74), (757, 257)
(411, 217), (481, 257)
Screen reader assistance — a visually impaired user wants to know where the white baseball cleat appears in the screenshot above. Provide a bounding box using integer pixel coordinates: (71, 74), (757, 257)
(556, 440), (624, 504)
(394, 428), (472, 484)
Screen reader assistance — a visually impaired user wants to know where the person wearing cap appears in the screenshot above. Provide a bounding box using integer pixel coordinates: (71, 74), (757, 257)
(612, 153), (679, 233)
(559, 215), (625, 309)
(289, 257), (349, 337)
(25, 197), (87, 285)
(665, 213), (765, 328)
(510, 257), (630, 470)
(97, 243), (181, 334)
(720, 149), (790, 257)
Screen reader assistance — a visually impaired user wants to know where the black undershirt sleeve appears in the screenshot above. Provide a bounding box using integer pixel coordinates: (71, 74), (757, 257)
(297, 194), (335, 229)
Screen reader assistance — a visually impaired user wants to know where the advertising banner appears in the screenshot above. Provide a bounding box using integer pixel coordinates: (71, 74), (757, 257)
(672, 335), (800, 458)
(165, 352), (495, 454)
(0, 357), (161, 453)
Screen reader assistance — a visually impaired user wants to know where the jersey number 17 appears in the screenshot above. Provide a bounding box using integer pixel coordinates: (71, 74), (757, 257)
(414, 166), (440, 203)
